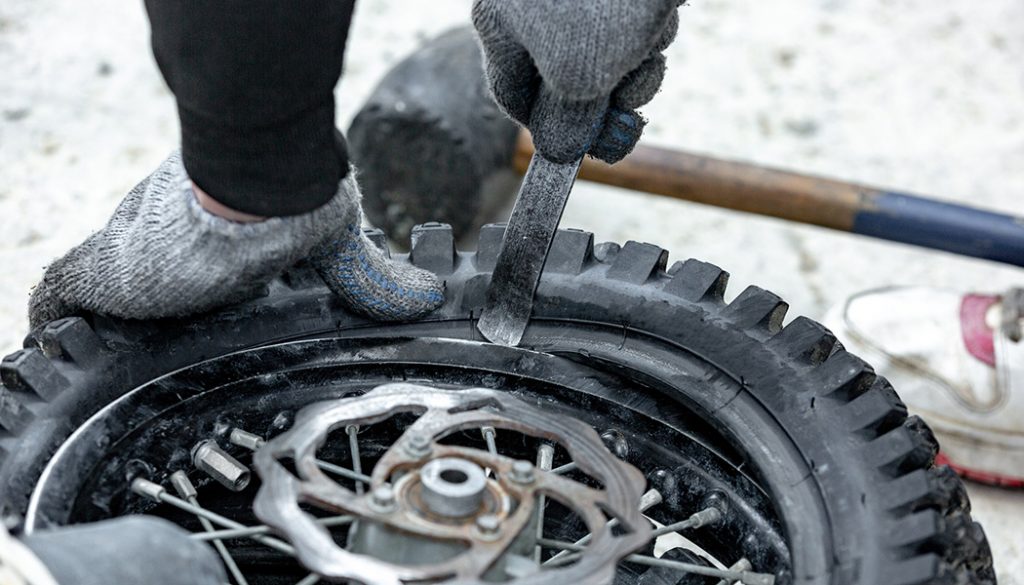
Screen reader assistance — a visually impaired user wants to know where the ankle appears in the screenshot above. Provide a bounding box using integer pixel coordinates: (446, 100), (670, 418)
(192, 183), (267, 224)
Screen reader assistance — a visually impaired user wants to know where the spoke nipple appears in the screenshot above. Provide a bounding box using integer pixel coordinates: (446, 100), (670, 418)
(169, 471), (198, 500)
(370, 486), (397, 513)
(537, 444), (555, 469)
(689, 506), (724, 528)
(346, 424), (359, 436)
(475, 514), (502, 538)
(640, 488), (663, 511)
(192, 440), (251, 492)
(600, 429), (630, 459)
(229, 428), (265, 452)
(509, 460), (535, 484)
(481, 426), (496, 439)
(740, 571), (775, 585)
(405, 433), (432, 459)
(715, 558), (753, 585)
(131, 478), (166, 502)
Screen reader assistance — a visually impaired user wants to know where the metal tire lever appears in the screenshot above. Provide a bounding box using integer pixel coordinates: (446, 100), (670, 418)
(477, 152), (584, 346)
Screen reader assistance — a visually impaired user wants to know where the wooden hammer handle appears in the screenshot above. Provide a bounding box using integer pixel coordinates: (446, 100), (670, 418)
(513, 130), (1024, 268)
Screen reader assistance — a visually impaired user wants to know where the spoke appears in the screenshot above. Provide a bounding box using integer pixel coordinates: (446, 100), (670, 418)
(481, 426), (498, 455)
(295, 574), (320, 585)
(623, 554), (774, 585)
(649, 506), (723, 538)
(534, 444), (555, 564)
(132, 479), (295, 556)
(231, 428), (371, 485)
(192, 516), (354, 542)
(537, 539), (774, 585)
(316, 459), (372, 485)
(346, 425), (364, 495)
(171, 472), (249, 585)
(551, 461), (577, 475)
(480, 426), (498, 477)
(715, 558), (753, 585)
(544, 488), (661, 565)
(135, 480), (324, 585)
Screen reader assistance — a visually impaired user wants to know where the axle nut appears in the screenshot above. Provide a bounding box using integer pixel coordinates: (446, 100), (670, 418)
(420, 458), (487, 518)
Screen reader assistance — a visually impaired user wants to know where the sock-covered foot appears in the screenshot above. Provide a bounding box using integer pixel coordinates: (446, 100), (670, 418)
(310, 174), (445, 322)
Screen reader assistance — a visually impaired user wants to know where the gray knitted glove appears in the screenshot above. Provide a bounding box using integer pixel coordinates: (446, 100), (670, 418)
(28, 152), (443, 329)
(309, 172), (446, 322)
(472, 0), (682, 164)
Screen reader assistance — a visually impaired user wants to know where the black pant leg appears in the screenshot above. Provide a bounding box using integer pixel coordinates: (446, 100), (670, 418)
(145, 0), (356, 216)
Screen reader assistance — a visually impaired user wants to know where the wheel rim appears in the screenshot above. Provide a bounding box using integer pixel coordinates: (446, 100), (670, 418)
(25, 334), (811, 584)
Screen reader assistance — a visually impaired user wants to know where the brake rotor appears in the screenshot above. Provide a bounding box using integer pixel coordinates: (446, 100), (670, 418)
(252, 383), (653, 584)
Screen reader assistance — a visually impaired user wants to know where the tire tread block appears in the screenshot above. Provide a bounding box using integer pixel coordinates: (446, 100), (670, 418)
(475, 223), (506, 272)
(768, 317), (837, 365)
(607, 241), (668, 284)
(845, 378), (908, 435)
(867, 416), (939, 476)
(410, 223), (456, 274)
(722, 286), (788, 333)
(545, 229), (594, 275)
(816, 351), (876, 401)
(39, 318), (104, 364)
(664, 259), (729, 303)
(1, 349), (69, 402)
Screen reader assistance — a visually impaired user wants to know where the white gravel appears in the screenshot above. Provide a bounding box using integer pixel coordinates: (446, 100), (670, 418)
(1, 0), (1022, 580)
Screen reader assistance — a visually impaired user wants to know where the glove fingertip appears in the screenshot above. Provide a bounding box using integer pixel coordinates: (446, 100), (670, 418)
(589, 109), (647, 164)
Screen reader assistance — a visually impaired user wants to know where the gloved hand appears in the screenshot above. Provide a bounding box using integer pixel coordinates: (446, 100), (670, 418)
(28, 152), (444, 329)
(472, 0), (682, 164)
(19, 517), (227, 585)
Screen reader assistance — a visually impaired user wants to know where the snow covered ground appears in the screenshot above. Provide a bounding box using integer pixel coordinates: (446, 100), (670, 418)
(1, 0), (1021, 579)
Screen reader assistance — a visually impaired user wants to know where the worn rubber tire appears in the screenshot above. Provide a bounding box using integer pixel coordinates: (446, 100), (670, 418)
(0, 224), (995, 585)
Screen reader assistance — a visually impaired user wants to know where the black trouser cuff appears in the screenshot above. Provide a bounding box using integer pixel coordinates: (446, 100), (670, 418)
(179, 97), (350, 217)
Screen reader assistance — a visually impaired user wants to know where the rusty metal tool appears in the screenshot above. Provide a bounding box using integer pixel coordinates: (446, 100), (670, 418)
(476, 153), (584, 346)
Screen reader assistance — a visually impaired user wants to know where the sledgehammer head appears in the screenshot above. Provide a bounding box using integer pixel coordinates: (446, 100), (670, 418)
(347, 27), (521, 244)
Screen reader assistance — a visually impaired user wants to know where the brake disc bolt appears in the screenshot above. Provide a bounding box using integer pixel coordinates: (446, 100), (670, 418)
(370, 486), (397, 513)
(509, 460), (535, 484)
(405, 433), (432, 459)
(229, 428), (266, 452)
(475, 514), (502, 538)
(192, 440), (251, 492)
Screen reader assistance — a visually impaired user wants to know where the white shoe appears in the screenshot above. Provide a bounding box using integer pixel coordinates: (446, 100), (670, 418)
(824, 286), (1024, 488)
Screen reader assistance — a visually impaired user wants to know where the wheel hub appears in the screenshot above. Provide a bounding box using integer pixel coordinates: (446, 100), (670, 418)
(253, 383), (652, 584)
